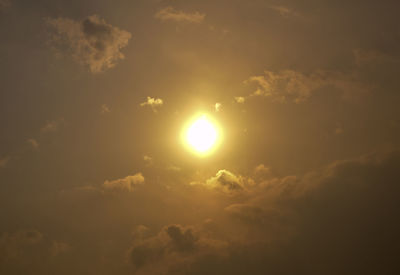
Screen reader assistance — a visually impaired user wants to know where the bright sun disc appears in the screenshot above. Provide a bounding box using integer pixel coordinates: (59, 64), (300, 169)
(185, 115), (219, 155)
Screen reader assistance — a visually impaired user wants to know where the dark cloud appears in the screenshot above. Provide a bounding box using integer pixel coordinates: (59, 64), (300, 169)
(124, 150), (400, 274)
(46, 15), (131, 73)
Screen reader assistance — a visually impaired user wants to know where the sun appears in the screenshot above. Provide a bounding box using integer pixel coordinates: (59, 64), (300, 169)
(184, 114), (220, 156)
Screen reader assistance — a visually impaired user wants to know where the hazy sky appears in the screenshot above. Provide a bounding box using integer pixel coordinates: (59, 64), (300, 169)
(1, 0), (400, 274)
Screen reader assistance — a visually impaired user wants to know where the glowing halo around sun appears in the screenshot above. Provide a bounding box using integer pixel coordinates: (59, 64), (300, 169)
(183, 114), (221, 156)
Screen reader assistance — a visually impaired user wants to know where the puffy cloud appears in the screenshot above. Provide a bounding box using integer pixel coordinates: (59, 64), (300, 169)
(128, 150), (400, 274)
(247, 69), (368, 103)
(254, 164), (270, 174)
(103, 172), (144, 192)
(140, 96), (164, 112)
(155, 7), (205, 24)
(46, 15), (131, 73)
(205, 170), (243, 191)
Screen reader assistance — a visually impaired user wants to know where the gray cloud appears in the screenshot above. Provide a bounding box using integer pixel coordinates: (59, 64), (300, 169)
(46, 15), (131, 73)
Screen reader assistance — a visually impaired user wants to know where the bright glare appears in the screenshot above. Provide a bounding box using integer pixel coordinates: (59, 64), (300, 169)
(186, 115), (219, 155)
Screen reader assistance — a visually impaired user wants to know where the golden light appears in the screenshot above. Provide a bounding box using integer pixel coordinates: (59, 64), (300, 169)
(183, 114), (221, 156)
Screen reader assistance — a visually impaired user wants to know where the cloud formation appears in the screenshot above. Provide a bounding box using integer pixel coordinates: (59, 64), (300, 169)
(46, 15), (131, 73)
(103, 172), (144, 192)
(205, 170), (244, 191)
(247, 69), (368, 103)
(155, 7), (205, 24)
(125, 150), (400, 274)
(129, 224), (227, 274)
(140, 97), (164, 112)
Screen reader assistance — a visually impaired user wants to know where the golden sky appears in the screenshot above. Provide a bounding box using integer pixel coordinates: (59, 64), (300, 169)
(1, 0), (400, 274)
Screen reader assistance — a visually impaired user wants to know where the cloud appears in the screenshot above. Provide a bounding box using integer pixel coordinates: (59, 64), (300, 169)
(155, 7), (205, 24)
(215, 103), (222, 112)
(205, 170), (244, 191)
(46, 15), (131, 73)
(27, 138), (39, 149)
(103, 172), (144, 192)
(127, 149), (400, 274)
(140, 97), (163, 112)
(129, 224), (227, 273)
(234, 96), (245, 104)
(0, 156), (9, 168)
(254, 164), (270, 174)
(246, 69), (368, 103)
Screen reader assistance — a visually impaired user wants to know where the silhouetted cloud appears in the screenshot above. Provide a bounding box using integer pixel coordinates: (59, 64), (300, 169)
(46, 15), (131, 73)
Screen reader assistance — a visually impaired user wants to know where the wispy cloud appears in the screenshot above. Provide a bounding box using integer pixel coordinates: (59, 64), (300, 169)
(155, 7), (205, 24)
